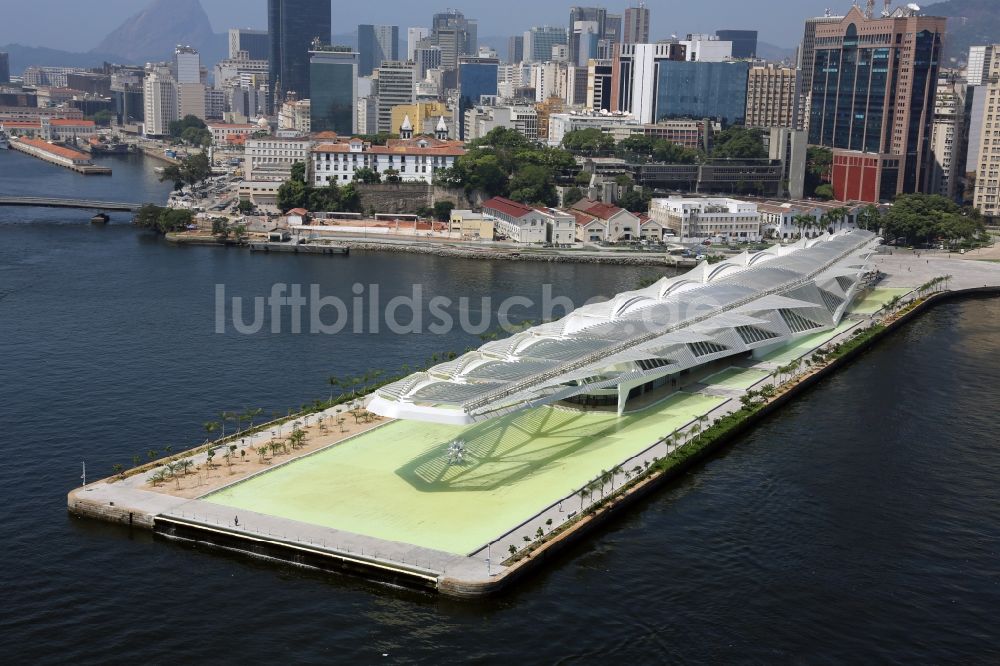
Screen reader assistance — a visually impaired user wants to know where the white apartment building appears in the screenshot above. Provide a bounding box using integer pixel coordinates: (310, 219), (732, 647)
(311, 136), (465, 186)
(244, 136), (313, 182)
(143, 64), (178, 137)
(547, 111), (636, 146)
(973, 48), (1000, 220)
(649, 197), (761, 241)
(757, 201), (861, 240)
(206, 122), (258, 146)
(930, 76), (968, 200)
(464, 105), (539, 141)
(174, 46), (201, 84)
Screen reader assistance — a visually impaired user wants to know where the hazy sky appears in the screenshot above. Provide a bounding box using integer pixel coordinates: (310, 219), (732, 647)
(0, 0), (856, 51)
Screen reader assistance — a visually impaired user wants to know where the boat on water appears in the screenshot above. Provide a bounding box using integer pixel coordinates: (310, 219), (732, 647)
(0, 127), (10, 150)
(90, 213), (110, 224)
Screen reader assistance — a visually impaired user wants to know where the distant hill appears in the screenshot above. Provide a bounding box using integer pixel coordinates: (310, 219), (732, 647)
(757, 41), (797, 63)
(0, 44), (119, 74)
(925, 0), (1000, 63)
(90, 0), (226, 66)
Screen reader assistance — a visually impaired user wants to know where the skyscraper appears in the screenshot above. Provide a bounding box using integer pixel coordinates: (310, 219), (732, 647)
(458, 56), (499, 140)
(507, 36), (524, 64)
(268, 0), (332, 103)
(745, 64), (800, 129)
(929, 74), (969, 200)
(568, 7), (608, 67)
(610, 42), (686, 123)
(973, 46), (1000, 220)
(174, 46), (201, 84)
(656, 60), (750, 125)
(808, 6), (946, 202)
(358, 25), (400, 78)
(407, 27), (430, 61)
(310, 45), (358, 135)
(524, 26), (568, 63)
(424, 10), (477, 74)
(229, 29), (269, 60)
(0, 52), (9, 84)
(622, 4), (650, 44)
(374, 61), (415, 134)
(716, 30), (758, 59)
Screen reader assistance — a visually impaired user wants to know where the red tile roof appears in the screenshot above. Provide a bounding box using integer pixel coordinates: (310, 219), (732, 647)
(572, 210), (600, 227)
(583, 201), (626, 220)
(18, 137), (90, 160)
(482, 196), (535, 219)
(313, 138), (465, 157)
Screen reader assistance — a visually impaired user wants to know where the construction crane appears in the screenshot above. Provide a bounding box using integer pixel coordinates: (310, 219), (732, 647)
(866, 0), (876, 18)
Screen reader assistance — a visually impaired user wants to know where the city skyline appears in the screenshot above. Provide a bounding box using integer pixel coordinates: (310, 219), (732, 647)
(1, 0), (853, 53)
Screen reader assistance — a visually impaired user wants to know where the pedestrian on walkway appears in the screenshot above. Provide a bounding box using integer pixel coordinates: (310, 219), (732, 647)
(234, 515), (239, 526)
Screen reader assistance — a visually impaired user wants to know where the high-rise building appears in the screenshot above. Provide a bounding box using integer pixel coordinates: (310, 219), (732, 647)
(415, 46), (443, 80)
(568, 7), (608, 67)
(507, 36), (524, 64)
(142, 63), (178, 137)
(177, 83), (206, 120)
(768, 127), (808, 199)
(929, 74), (969, 200)
(0, 52), (9, 84)
(966, 45), (998, 176)
(656, 60), (750, 125)
(587, 59), (613, 111)
(358, 25), (400, 77)
(111, 65), (146, 125)
(407, 27), (430, 61)
(745, 64), (800, 129)
(309, 45), (358, 135)
(967, 45), (995, 86)
(268, 0), (332, 103)
(973, 47), (1000, 220)
(524, 26), (569, 64)
(716, 30), (758, 59)
(797, 12), (845, 133)
(622, 4), (650, 44)
(374, 61), (416, 134)
(808, 6), (946, 202)
(229, 29), (269, 60)
(458, 57), (499, 139)
(423, 10), (477, 73)
(610, 42), (686, 124)
(174, 46), (201, 84)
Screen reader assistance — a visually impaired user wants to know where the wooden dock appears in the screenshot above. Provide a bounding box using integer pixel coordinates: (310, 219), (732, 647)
(249, 242), (350, 255)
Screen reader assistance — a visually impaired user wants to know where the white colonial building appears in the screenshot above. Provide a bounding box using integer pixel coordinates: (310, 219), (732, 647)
(311, 133), (464, 186)
(649, 197), (761, 242)
(482, 196), (576, 245)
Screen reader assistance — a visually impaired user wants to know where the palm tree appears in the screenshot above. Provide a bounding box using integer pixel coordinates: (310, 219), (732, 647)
(579, 487), (590, 510)
(203, 421), (219, 445)
(244, 407), (263, 431)
(328, 375), (340, 402)
(217, 411), (229, 439)
(792, 213), (813, 239)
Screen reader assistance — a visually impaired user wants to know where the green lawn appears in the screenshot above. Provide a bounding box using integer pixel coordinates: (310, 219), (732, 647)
(702, 367), (769, 390)
(205, 392), (726, 555)
(759, 320), (859, 365)
(849, 287), (912, 315)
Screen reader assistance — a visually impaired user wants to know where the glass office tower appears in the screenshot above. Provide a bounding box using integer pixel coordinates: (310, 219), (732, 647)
(458, 57), (499, 140)
(268, 0), (332, 103)
(655, 61), (750, 125)
(310, 47), (358, 135)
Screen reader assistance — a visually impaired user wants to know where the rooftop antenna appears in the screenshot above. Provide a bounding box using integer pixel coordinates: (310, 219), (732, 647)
(865, 0), (875, 18)
(883, 0), (893, 16)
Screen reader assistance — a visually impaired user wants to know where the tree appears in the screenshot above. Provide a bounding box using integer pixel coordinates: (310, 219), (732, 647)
(236, 199), (255, 215)
(792, 213), (815, 238)
(814, 184), (834, 200)
(92, 110), (113, 127)
(433, 200), (455, 222)
(168, 115), (206, 139)
(180, 126), (212, 147)
(563, 186), (584, 206)
(711, 126), (766, 160)
(561, 128), (615, 155)
(857, 204), (882, 232)
(805, 147), (833, 196)
(290, 161), (306, 183)
(618, 188), (651, 214)
(883, 193), (985, 246)
(134, 205), (193, 234)
(277, 179), (308, 212)
(509, 164), (557, 206)
(353, 167), (381, 184)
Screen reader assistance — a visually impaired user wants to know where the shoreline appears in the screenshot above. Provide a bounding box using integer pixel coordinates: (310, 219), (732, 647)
(67, 284), (1000, 598)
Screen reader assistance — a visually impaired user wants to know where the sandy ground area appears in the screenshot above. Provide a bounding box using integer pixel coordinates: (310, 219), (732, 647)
(142, 407), (389, 499)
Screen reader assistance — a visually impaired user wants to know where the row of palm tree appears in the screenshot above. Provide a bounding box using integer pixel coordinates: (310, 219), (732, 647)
(791, 207), (852, 239)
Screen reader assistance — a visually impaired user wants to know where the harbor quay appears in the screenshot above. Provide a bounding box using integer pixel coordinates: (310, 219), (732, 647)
(9, 137), (112, 175)
(68, 240), (1000, 598)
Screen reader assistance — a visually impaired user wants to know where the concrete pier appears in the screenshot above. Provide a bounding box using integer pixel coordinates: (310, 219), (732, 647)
(10, 137), (112, 175)
(67, 256), (1000, 598)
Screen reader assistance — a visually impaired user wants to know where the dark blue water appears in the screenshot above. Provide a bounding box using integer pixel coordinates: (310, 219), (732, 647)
(1, 151), (999, 663)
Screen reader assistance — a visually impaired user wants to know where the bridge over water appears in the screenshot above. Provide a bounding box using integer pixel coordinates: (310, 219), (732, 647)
(0, 196), (144, 212)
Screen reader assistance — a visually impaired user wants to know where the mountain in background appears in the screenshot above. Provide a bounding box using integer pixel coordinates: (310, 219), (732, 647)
(757, 42), (797, 63)
(925, 0), (1000, 63)
(90, 0), (226, 66)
